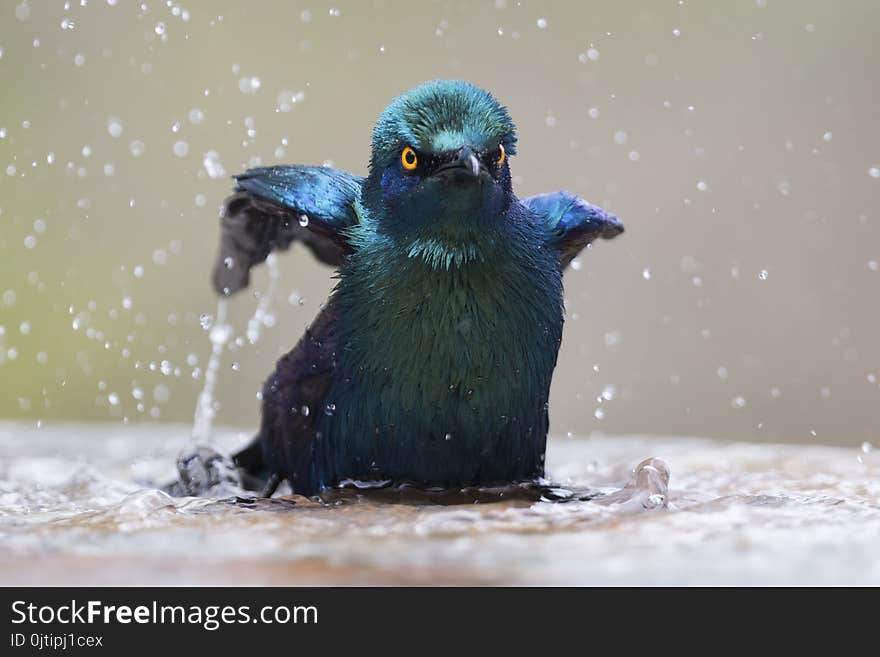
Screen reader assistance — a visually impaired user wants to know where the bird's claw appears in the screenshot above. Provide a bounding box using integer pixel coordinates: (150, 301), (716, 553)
(166, 444), (246, 497)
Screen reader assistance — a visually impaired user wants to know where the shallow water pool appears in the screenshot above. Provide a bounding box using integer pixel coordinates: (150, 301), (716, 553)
(1, 422), (878, 585)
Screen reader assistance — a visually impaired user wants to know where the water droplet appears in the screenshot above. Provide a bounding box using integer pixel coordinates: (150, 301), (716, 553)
(642, 267), (652, 280)
(15, 2), (31, 22)
(536, 17), (547, 29)
(238, 76), (261, 94)
(613, 130), (628, 145)
(129, 140), (145, 157)
(173, 141), (189, 157)
(301, 405), (310, 417)
(209, 323), (232, 345)
(153, 383), (170, 403)
(203, 150), (225, 178)
(758, 269), (769, 280)
(108, 392), (120, 406)
(861, 442), (873, 454)
(604, 331), (622, 349)
(188, 108), (205, 124)
(152, 249), (168, 266)
(869, 167), (880, 179)
(696, 179), (709, 192)
(154, 22), (166, 36)
(731, 396), (746, 408)
(199, 314), (214, 330)
(298, 214), (309, 227)
(444, 432), (453, 441)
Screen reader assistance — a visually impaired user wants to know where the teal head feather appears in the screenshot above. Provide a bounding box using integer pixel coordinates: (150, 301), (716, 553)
(362, 80), (519, 247)
(369, 79), (517, 167)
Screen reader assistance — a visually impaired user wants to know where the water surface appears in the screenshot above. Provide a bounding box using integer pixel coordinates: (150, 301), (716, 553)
(1, 422), (877, 585)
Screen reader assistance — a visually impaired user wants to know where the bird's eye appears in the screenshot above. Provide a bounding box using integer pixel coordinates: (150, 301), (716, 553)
(401, 146), (418, 171)
(496, 143), (506, 166)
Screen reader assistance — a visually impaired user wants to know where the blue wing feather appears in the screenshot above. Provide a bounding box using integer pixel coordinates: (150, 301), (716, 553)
(234, 166), (363, 235)
(214, 166), (363, 296)
(522, 191), (623, 269)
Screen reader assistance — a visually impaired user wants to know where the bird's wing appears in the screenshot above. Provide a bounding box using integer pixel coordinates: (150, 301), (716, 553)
(523, 192), (624, 270)
(213, 166), (364, 296)
(259, 301), (338, 496)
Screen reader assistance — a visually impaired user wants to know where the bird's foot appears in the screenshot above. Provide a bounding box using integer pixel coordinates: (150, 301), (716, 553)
(163, 444), (247, 498)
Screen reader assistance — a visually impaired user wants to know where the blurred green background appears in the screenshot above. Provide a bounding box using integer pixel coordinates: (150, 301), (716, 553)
(1, 0), (878, 445)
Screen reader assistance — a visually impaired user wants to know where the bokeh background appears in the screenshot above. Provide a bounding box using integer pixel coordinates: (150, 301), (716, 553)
(1, 0), (878, 446)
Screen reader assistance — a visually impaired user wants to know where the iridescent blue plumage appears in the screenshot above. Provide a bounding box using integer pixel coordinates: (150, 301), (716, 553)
(215, 80), (623, 496)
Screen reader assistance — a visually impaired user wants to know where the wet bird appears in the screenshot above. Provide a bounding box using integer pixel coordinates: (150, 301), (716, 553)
(208, 80), (623, 498)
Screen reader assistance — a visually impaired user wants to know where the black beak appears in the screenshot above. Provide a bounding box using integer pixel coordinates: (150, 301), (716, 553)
(434, 146), (482, 179)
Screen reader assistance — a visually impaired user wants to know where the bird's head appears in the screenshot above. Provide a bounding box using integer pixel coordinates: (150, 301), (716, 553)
(363, 80), (517, 236)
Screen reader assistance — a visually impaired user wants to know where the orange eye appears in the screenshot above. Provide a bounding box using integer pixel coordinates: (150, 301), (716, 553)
(497, 143), (506, 165)
(401, 146), (418, 171)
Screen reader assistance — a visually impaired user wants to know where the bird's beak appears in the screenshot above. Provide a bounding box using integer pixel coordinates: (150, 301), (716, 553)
(434, 145), (483, 180)
(459, 146), (481, 178)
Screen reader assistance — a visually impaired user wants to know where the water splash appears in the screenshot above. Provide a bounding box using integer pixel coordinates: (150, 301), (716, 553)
(191, 256), (279, 441)
(245, 253), (279, 345)
(191, 299), (229, 441)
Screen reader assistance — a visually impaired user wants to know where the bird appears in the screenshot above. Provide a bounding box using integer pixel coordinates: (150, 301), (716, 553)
(207, 80), (623, 499)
